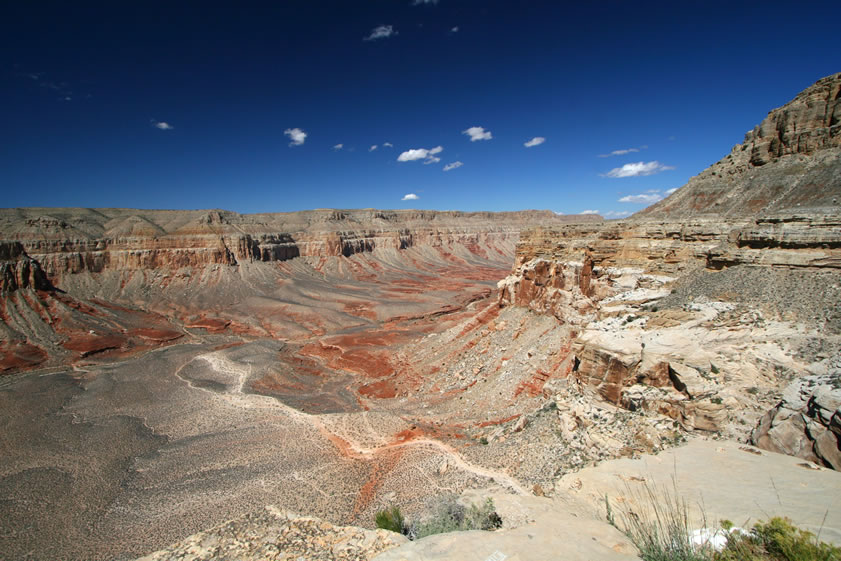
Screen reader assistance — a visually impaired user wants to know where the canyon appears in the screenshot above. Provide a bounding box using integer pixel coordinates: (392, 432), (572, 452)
(1, 73), (840, 561)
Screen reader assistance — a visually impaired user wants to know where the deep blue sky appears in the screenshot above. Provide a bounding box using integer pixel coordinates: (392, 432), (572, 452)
(2, 1), (839, 216)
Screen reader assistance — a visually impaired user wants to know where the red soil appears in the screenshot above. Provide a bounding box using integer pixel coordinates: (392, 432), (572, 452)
(358, 379), (398, 399)
(0, 341), (48, 373)
(184, 317), (231, 333)
(476, 413), (521, 428)
(62, 333), (128, 357)
(130, 327), (184, 342)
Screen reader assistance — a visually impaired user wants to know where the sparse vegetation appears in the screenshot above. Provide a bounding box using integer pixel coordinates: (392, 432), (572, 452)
(408, 496), (502, 540)
(606, 483), (841, 561)
(710, 363), (720, 374)
(719, 517), (841, 561)
(375, 506), (405, 534)
(480, 436), (489, 445)
(376, 496), (502, 541)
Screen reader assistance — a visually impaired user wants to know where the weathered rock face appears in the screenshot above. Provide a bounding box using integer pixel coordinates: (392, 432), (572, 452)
(0, 208), (600, 281)
(636, 72), (841, 219)
(751, 375), (841, 470)
(0, 241), (51, 292)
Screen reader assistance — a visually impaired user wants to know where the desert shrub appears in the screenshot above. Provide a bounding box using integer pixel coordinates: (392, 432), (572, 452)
(718, 517), (841, 561)
(607, 482), (711, 561)
(375, 506), (405, 534)
(480, 437), (489, 445)
(607, 482), (840, 561)
(408, 496), (502, 540)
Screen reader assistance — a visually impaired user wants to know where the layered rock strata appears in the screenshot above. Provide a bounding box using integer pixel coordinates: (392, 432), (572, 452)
(0, 208), (599, 282)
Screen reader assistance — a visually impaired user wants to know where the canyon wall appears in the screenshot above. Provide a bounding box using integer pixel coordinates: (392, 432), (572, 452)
(0, 208), (600, 284)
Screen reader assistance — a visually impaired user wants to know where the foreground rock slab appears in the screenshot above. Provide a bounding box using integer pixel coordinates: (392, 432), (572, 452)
(558, 438), (841, 545)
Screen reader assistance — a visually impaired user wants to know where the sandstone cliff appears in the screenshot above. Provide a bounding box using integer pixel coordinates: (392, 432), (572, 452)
(636, 72), (841, 219)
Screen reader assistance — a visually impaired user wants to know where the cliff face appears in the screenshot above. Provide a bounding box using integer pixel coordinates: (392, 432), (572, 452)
(0, 208), (600, 281)
(0, 241), (51, 292)
(636, 72), (841, 219)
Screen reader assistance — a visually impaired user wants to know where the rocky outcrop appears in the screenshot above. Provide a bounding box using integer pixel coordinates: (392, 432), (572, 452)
(636, 72), (841, 220)
(707, 214), (841, 269)
(0, 241), (51, 292)
(751, 375), (841, 470)
(137, 505), (408, 561)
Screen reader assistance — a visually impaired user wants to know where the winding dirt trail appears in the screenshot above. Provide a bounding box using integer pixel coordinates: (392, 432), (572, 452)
(177, 347), (529, 496)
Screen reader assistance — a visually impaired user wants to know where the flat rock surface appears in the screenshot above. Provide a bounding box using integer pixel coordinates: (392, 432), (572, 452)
(558, 438), (841, 544)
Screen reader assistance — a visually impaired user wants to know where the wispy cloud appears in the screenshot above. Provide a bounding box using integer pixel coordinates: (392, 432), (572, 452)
(598, 147), (642, 158)
(602, 161), (674, 178)
(579, 210), (600, 215)
(424, 156), (441, 164)
(284, 127), (307, 146)
(333, 143), (344, 150)
(524, 136), (545, 148)
(618, 193), (663, 204)
(364, 25), (397, 41)
(665, 187), (679, 195)
(397, 146), (443, 164)
(383, 142), (393, 148)
(450, 26), (459, 33)
(463, 126), (492, 141)
(604, 210), (631, 217)
(153, 121), (174, 130)
(443, 161), (463, 171)
(412, 0), (439, 5)
(369, 145), (378, 152)
(25, 71), (78, 100)
(402, 193), (419, 200)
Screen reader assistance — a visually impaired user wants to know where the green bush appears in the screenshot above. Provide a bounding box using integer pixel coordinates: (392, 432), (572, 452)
(719, 517), (841, 561)
(607, 482), (840, 561)
(375, 506), (405, 534)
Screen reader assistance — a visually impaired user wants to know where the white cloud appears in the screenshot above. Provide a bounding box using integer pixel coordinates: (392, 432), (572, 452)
(284, 127), (307, 146)
(604, 210), (631, 217)
(397, 146), (443, 164)
(463, 126), (492, 141)
(580, 210), (600, 215)
(443, 161), (463, 171)
(369, 144), (378, 152)
(333, 143), (344, 150)
(364, 25), (397, 41)
(618, 193), (663, 204)
(598, 147), (640, 158)
(450, 26), (459, 33)
(524, 136), (545, 147)
(153, 121), (174, 130)
(383, 142), (393, 148)
(402, 193), (419, 200)
(602, 161), (674, 178)
(665, 187), (679, 195)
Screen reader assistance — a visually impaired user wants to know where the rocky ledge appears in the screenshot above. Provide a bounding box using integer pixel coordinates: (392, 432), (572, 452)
(136, 506), (408, 561)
